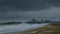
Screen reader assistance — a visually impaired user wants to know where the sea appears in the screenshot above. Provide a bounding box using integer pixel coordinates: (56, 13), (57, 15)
(0, 23), (48, 34)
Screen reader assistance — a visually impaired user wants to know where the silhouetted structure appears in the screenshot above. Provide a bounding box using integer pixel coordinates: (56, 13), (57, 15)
(26, 19), (41, 24)
(44, 20), (52, 23)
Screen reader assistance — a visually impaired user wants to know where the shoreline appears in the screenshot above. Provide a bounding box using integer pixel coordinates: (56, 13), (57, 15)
(0, 23), (49, 34)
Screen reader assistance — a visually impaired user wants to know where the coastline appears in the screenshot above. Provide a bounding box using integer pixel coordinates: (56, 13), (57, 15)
(2, 23), (49, 34)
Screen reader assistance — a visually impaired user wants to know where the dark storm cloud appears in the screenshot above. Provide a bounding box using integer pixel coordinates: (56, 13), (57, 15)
(0, 0), (60, 22)
(0, 0), (60, 11)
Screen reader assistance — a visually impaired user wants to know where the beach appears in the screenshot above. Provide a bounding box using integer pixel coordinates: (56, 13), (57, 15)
(4, 23), (60, 34)
(0, 23), (48, 34)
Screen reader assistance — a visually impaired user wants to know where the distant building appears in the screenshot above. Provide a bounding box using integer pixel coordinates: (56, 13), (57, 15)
(44, 20), (52, 23)
(26, 19), (42, 24)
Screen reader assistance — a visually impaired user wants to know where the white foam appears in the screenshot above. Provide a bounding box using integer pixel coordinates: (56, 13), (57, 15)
(0, 23), (48, 33)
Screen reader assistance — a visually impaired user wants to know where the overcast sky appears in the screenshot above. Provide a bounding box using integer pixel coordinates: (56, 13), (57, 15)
(0, 0), (60, 22)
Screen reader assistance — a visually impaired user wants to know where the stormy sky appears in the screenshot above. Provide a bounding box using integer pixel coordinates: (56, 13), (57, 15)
(0, 0), (60, 22)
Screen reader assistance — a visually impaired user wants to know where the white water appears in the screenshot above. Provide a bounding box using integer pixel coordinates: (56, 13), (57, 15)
(0, 23), (48, 34)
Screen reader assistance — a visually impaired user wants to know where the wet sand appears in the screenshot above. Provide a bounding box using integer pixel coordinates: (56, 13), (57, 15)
(3, 28), (40, 34)
(3, 23), (60, 34)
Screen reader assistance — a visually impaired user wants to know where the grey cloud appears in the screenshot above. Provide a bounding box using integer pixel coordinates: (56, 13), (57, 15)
(0, 0), (60, 22)
(0, 7), (60, 22)
(16, 7), (60, 20)
(0, 0), (60, 11)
